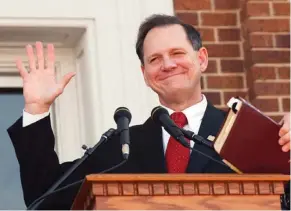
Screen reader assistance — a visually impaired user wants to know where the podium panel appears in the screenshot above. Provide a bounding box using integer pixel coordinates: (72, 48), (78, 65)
(71, 174), (289, 210)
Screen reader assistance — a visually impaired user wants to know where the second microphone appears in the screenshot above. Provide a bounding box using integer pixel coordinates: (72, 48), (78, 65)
(114, 107), (132, 160)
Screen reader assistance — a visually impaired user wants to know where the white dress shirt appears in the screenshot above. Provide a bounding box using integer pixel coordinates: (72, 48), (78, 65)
(161, 94), (208, 154)
(23, 110), (50, 127)
(23, 95), (208, 154)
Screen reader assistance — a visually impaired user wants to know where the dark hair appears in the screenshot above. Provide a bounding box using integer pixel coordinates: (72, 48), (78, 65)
(135, 14), (202, 65)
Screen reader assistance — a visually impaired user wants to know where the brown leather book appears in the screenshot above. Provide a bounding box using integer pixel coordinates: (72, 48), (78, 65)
(212, 97), (290, 174)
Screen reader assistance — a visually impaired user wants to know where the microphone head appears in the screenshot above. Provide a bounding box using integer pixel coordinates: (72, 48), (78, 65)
(114, 107), (132, 123)
(151, 106), (169, 124)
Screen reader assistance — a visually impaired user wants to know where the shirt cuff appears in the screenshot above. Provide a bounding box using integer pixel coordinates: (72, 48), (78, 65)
(23, 110), (50, 127)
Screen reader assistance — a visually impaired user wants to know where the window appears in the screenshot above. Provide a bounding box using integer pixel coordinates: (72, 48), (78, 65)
(0, 88), (25, 209)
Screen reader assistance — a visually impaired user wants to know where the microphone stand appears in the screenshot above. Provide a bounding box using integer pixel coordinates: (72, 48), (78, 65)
(27, 128), (116, 210)
(180, 128), (214, 149)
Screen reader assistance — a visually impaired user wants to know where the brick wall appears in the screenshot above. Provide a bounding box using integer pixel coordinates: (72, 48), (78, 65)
(174, 0), (290, 121)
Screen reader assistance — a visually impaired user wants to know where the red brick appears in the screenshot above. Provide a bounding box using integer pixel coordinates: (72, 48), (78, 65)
(218, 29), (241, 41)
(251, 66), (276, 80)
(201, 77), (205, 89)
(247, 19), (290, 33)
(205, 44), (240, 57)
(203, 92), (221, 104)
(278, 67), (290, 79)
(224, 91), (248, 103)
(245, 71), (256, 99)
(214, 0), (240, 9)
(276, 35), (290, 48)
(247, 2), (270, 16)
(176, 13), (198, 25)
(212, 105), (227, 112)
(252, 98), (279, 112)
(240, 2), (247, 23)
(207, 76), (244, 89)
(249, 34), (273, 47)
(269, 115), (283, 123)
(197, 28), (215, 42)
(251, 50), (290, 64)
(221, 60), (244, 73)
(282, 98), (290, 112)
(254, 82), (290, 95)
(206, 60), (217, 73)
(201, 13), (237, 26)
(273, 2), (290, 16)
(174, 0), (211, 10)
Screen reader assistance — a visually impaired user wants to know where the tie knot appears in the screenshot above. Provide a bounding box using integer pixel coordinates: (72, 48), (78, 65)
(170, 112), (187, 128)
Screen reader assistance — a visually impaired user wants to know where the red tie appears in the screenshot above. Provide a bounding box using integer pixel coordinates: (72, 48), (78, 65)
(165, 112), (190, 173)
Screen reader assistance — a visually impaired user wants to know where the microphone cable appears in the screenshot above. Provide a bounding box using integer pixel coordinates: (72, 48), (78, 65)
(186, 144), (229, 168)
(26, 159), (127, 210)
(27, 128), (121, 210)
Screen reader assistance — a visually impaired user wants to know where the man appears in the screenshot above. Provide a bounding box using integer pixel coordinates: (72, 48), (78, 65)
(8, 14), (290, 209)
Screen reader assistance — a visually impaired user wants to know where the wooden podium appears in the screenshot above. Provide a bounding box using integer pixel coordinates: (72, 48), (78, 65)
(71, 174), (289, 210)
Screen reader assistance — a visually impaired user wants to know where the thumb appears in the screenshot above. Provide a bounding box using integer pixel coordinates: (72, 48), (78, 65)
(59, 72), (76, 91)
(279, 117), (284, 125)
(279, 122), (289, 137)
(279, 114), (290, 137)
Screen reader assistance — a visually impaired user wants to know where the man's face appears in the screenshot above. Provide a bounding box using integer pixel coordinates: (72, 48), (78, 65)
(141, 24), (208, 102)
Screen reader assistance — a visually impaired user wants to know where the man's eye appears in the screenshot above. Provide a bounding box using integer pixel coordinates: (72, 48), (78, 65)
(150, 57), (157, 63)
(173, 51), (184, 55)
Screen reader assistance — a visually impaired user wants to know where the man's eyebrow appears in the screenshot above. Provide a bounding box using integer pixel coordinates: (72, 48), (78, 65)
(146, 47), (186, 61)
(170, 47), (185, 51)
(147, 53), (160, 60)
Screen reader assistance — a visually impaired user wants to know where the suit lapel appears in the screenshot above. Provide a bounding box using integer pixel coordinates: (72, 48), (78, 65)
(139, 118), (167, 173)
(187, 101), (226, 173)
(138, 102), (226, 173)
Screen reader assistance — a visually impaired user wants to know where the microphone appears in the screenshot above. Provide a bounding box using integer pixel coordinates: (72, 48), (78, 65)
(180, 128), (214, 149)
(151, 106), (231, 170)
(151, 106), (190, 149)
(114, 107), (132, 160)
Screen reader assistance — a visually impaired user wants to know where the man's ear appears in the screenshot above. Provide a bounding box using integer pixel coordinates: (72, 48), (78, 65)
(198, 47), (208, 73)
(141, 65), (149, 86)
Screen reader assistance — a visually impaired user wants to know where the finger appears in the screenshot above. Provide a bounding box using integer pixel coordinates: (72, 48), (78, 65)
(35, 41), (44, 70)
(26, 44), (36, 72)
(282, 142), (290, 152)
(59, 72), (76, 91)
(279, 132), (290, 145)
(279, 122), (289, 137)
(46, 43), (55, 72)
(16, 58), (28, 78)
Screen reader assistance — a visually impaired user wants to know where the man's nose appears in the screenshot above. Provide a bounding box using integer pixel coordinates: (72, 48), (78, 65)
(161, 57), (177, 71)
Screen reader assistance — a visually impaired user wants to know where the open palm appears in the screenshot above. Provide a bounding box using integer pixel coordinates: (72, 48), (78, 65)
(16, 42), (75, 114)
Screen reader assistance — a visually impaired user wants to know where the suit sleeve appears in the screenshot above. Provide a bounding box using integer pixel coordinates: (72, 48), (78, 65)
(8, 115), (66, 206)
(7, 115), (141, 209)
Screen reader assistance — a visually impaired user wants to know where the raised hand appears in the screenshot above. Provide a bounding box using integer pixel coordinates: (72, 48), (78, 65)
(16, 42), (76, 114)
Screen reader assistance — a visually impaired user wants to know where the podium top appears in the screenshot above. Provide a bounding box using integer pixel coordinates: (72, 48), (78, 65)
(86, 173), (290, 182)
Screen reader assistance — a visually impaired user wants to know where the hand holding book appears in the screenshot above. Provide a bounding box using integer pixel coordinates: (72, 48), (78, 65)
(278, 114), (290, 153)
(213, 97), (290, 174)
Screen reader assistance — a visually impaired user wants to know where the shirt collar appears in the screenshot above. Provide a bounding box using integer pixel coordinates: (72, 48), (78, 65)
(161, 94), (208, 128)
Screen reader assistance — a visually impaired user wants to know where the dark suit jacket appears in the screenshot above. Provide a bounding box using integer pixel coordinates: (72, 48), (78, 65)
(7, 102), (237, 209)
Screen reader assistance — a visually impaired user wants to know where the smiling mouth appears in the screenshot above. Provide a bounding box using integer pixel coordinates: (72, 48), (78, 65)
(159, 72), (185, 80)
